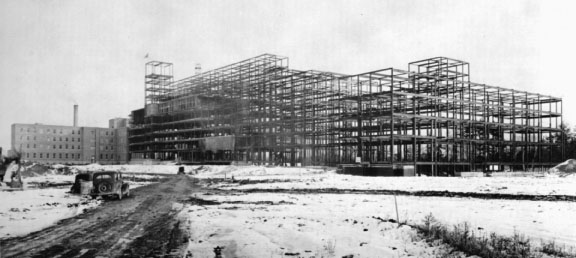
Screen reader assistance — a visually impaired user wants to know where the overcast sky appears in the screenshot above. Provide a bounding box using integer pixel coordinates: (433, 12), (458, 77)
(1, 0), (575, 150)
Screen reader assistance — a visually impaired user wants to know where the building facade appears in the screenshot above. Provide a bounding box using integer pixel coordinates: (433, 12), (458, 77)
(129, 55), (564, 174)
(11, 120), (129, 165)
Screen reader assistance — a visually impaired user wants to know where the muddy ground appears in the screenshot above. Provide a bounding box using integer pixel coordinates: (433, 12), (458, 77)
(0, 176), (197, 258)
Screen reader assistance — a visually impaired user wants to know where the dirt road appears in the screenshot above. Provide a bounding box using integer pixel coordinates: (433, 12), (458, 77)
(0, 176), (197, 258)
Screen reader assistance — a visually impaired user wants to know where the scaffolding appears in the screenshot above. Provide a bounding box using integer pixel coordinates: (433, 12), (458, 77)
(129, 54), (564, 174)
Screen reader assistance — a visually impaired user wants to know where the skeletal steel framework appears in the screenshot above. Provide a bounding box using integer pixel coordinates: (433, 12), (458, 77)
(129, 54), (564, 174)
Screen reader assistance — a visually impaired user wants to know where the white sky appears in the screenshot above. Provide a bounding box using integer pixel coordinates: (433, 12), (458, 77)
(1, 0), (575, 150)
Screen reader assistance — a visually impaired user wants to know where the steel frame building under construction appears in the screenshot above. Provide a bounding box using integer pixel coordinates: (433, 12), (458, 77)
(129, 54), (564, 175)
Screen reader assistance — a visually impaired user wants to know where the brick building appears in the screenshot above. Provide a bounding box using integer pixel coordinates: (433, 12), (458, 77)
(11, 120), (129, 165)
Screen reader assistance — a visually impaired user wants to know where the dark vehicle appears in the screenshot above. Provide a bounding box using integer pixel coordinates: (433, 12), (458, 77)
(70, 172), (93, 194)
(91, 171), (130, 200)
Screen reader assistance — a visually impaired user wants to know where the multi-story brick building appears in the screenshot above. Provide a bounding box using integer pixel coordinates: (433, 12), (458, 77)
(11, 120), (129, 165)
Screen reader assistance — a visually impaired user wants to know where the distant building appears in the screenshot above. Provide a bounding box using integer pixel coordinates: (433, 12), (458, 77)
(109, 118), (128, 129)
(11, 121), (129, 165)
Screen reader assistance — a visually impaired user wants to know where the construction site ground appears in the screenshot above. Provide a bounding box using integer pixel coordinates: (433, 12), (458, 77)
(1, 164), (575, 257)
(0, 175), (196, 258)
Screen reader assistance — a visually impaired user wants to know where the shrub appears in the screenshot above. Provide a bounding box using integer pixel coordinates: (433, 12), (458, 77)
(416, 214), (574, 258)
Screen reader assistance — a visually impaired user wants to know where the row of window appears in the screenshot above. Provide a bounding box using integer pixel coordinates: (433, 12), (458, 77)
(23, 144), (82, 150)
(20, 127), (82, 135)
(28, 152), (81, 160)
(27, 152), (118, 160)
(22, 144), (115, 151)
(99, 154), (117, 160)
(19, 127), (116, 136)
(20, 136), (82, 142)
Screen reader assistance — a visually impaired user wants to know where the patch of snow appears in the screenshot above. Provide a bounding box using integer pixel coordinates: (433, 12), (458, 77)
(0, 188), (100, 238)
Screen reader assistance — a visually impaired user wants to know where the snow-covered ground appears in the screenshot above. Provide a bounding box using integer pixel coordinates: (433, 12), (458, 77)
(194, 192), (576, 246)
(2, 164), (575, 256)
(220, 173), (576, 196)
(0, 167), (160, 239)
(70, 164), (576, 196)
(183, 193), (459, 258)
(0, 188), (100, 238)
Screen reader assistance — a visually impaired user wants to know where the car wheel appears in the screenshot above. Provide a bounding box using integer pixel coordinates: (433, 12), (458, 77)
(97, 182), (112, 193)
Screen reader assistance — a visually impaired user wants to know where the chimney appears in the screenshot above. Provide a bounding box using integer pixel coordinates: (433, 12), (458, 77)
(73, 105), (78, 127)
(195, 63), (202, 75)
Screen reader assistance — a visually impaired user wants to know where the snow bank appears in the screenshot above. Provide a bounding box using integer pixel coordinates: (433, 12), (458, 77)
(549, 159), (576, 174)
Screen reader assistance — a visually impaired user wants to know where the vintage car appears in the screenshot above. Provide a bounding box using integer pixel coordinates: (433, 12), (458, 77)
(90, 171), (130, 200)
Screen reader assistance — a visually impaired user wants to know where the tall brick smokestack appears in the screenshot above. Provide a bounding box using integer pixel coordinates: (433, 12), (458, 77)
(74, 104), (78, 127)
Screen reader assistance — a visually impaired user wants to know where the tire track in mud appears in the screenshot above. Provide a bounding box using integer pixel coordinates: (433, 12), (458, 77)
(0, 176), (198, 258)
(225, 187), (576, 202)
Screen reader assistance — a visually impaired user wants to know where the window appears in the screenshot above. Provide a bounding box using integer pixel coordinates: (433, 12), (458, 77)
(27, 144), (29, 148)
(33, 144), (36, 148)
(105, 146), (108, 150)
(111, 146), (114, 150)
(77, 154), (80, 159)
(78, 138), (80, 141)
(53, 129), (56, 133)
(40, 153), (43, 158)
(59, 137), (62, 141)
(105, 154), (108, 159)
(33, 136), (36, 140)
(53, 153), (56, 158)
(27, 153), (29, 158)
(53, 145), (56, 149)
(71, 145), (74, 150)
(53, 137), (56, 141)
(59, 129), (62, 134)
(59, 145), (62, 149)
(106, 132), (108, 136)
(100, 154), (103, 159)
(65, 154), (68, 159)
(20, 128), (23, 132)
(94, 174), (112, 180)
(33, 153), (36, 158)
(72, 138), (74, 142)
(65, 144), (68, 149)
(66, 137), (68, 141)
(59, 153), (62, 159)
(72, 130), (75, 135)
(27, 136), (29, 140)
